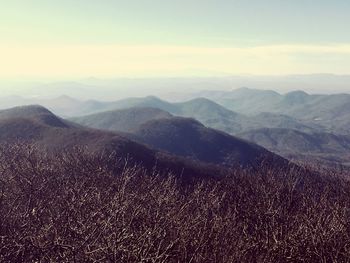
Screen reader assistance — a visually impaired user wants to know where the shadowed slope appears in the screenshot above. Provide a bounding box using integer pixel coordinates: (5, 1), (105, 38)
(239, 128), (350, 166)
(0, 105), (227, 179)
(129, 117), (286, 167)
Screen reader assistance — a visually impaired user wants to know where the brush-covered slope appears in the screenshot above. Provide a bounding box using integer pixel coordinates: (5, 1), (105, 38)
(239, 128), (350, 166)
(71, 107), (173, 133)
(128, 117), (285, 167)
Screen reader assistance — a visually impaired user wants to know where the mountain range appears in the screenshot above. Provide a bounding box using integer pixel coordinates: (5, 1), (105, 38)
(0, 105), (287, 177)
(70, 95), (319, 135)
(197, 87), (350, 135)
(1, 86), (350, 168)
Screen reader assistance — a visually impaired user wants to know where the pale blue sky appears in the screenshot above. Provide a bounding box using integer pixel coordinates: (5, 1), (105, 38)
(1, 0), (350, 78)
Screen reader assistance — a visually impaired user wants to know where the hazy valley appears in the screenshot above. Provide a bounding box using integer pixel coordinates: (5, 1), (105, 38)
(2, 85), (349, 168)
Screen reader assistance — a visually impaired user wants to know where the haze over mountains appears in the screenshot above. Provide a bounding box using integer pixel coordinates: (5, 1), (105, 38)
(0, 105), (287, 178)
(0, 84), (350, 167)
(200, 88), (350, 135)
(239, 128), (350, 167)
(2, 74), (350, 100)
(0, 105), (215, 178)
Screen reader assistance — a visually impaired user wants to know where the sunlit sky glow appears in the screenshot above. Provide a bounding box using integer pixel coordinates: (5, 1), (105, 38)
(1, 0), (350, 79)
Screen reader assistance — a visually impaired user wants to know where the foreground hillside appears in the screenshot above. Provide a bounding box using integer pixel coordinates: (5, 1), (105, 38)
(1, 144), (349, 262)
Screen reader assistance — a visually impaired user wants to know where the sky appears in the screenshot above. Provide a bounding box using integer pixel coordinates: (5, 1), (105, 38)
(1, 0), (350, 79)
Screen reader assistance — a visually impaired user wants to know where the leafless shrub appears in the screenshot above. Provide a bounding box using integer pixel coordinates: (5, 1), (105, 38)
(0, 143), (350, 262)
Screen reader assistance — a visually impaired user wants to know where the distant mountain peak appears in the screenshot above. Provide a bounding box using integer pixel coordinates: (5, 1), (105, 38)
(232, 87), (281, 97)
(55, 94), (79, 101)
(0, 105), (52, 115)
(132, 116), (283, 167)
(285, 90), (309, 97)
(184, 97), (220, 105)
(0, 105), (69, 128)
(141, 116), (204, 129)
(144, 95), (163, 101)
(235, 86), (251, 91)
(284, 90), (310, 105)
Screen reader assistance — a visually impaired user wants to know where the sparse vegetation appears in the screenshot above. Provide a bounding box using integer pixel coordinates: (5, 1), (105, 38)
(1, 144), (350, 262)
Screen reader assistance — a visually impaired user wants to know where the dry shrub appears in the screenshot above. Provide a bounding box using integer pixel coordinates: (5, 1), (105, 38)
(0, 144), (349, 262)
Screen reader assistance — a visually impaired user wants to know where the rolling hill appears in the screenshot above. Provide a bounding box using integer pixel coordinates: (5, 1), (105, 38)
(238, 128), (350, 166)
(70, 97), (251, 133)
(72, 97), (318, 135)
(6, 89), (350, 137)
(197, 87), (283, 114)
(71, 107), (173, 133)
(126, 117), (286, 167)
(0, 105), (291, 177)
(0, 105), (229, 179)
(91, 93), (350, 136)
(198, 88), (350, 135)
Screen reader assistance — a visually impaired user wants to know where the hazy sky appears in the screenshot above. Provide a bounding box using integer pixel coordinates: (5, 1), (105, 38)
(1, 0), (350, 79)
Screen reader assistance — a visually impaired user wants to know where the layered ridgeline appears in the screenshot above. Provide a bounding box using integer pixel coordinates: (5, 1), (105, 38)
(71, 96), (317, 135)
(197, 87), (350, 135)
(3, 88), (350, 135)
(3, 89), (350, 167)
(69, 107), (286, 165)
(70, 106), (286, 167)
(0, 105), (227, 178)
(71, 97), (251, 134)
(71, 105), (350, 167)
(0, 105), (287, 175)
